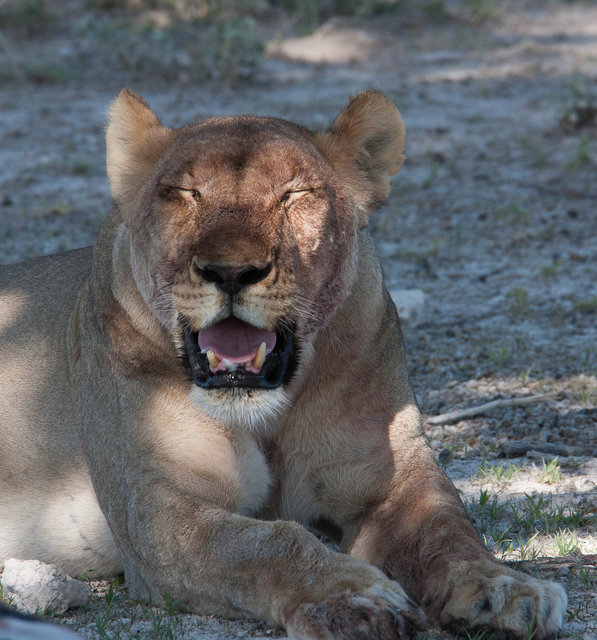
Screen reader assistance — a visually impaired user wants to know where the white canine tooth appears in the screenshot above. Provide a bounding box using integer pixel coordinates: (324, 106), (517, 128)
(253, 342), (267, 371)
(206, 349), (220, 369)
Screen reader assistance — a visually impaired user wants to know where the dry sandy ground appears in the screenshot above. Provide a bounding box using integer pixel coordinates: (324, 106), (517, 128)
(0, 2), (596, 638)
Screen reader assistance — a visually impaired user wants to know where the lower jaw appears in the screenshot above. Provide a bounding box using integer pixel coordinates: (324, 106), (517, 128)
(193, 367), (286, 390)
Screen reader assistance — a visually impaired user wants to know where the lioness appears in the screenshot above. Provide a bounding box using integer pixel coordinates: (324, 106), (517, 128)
(0, 90), (565, 639)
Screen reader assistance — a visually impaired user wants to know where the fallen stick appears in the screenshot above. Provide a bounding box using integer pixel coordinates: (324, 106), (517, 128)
(426, 393), (557, 426)
(507, 554), (597, 572)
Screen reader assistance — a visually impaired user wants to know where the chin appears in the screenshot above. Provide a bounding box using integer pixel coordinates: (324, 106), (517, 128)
(189, 385), (291, 434)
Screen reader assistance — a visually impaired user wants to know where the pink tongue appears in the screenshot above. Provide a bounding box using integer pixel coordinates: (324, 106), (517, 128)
(198, 317), (276, 363)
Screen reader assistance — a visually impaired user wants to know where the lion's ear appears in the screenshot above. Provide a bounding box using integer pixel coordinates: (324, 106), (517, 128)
(106, 89), (174, 206)
(315, 90), (405, 225)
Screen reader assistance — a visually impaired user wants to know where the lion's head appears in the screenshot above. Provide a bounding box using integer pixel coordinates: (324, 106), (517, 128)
(106, 89), (405, 429)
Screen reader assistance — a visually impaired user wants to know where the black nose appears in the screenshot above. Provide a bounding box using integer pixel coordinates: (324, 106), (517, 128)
(194, 262), (272, 296)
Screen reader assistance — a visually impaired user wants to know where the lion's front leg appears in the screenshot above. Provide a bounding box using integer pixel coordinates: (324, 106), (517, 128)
(284, 580), (424, 640)
(75, 365), (424, 639)
(123, 486), (425, 640)
(341, 441), (567, 639)
(424, 558), (567, 639)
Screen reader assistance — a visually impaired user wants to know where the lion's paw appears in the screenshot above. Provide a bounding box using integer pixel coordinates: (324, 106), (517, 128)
(286, 581), (426, 640)
(426, 560), (566, 639)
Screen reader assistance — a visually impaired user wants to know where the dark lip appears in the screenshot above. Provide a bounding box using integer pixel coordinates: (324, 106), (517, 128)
(181, 319), (298, 390)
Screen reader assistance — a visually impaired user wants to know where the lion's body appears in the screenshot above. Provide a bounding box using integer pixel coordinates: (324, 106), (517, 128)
(0, 91), (566, 639)
(0, 249), (120, 576)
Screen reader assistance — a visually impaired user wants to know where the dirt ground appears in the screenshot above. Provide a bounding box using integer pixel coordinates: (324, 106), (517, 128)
(0, 1), (596, 638)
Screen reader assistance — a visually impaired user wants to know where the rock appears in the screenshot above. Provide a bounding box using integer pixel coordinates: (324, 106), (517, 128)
(0, 603), (82, 639)
(1, 559), (91, 615)
(556, 565), (570, 578)
(389, 289), (427, 325)
(438, 448), (452, 465)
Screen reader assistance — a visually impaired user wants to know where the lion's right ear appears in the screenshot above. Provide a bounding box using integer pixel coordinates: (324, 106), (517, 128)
(106, 89), (174, 205)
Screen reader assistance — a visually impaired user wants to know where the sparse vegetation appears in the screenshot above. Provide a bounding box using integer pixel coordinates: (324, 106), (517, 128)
(274, 0), (406, 31)
(422, 164), (438, 189)
(0, 0), (51, 35)
(575, 296), (597, 314)
(463, 0), (495, 23)
(536, 457), (562, 485)
(477, 460), (524, 485)
(493, 203), (531, 225)
(516, 135), (548, 168)
(506, 287), (530, 313)
(488, 345), (509, 368)
(566, 134), (593, 169)
(561, 72), (597, 130)
(554, 528), (580, 556)
(468, 483), (596, 571)
(540, 258), (565, 277)
(577, 564), (596, 588)
(0, 0), (266, 84)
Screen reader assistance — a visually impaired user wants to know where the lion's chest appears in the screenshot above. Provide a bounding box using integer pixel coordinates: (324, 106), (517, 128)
(143, 390), (272, 516)
(234, 433), (272, 516)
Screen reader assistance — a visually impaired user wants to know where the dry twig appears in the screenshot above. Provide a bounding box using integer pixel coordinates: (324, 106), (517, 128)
(426, 393), (558, 426)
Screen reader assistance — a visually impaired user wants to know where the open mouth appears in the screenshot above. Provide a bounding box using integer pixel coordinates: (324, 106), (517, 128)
(182, 316), (297, 389)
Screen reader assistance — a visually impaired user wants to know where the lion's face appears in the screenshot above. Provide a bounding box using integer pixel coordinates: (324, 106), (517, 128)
(135, 119), (359, 426)
(106, 90), (405, 428)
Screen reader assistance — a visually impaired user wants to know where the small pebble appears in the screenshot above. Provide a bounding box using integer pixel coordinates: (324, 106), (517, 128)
(438, 448), (452, 465)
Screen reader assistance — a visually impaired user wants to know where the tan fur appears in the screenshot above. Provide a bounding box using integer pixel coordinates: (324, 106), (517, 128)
(0, 90), (565, 639)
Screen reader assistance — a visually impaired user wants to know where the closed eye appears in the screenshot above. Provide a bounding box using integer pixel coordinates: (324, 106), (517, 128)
(280, 188), (314, 205)
(159, 185), (201, 200)
(175, 187), (201, 200)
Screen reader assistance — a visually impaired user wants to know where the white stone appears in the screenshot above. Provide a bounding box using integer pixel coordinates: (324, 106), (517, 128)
(389, 289), (427, 325)
(1, 559), (91, 615)
(0, 605), (82, 639)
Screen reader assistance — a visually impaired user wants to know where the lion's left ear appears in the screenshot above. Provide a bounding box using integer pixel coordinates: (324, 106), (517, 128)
(106, 89), (174, 209)
(314, 90), (405, 225)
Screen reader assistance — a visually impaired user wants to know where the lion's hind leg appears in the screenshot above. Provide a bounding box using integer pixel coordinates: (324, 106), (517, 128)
(0, 477), (121, 578)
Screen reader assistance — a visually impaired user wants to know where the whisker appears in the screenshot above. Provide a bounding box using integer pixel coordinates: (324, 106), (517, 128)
(149, 282), (175, 313)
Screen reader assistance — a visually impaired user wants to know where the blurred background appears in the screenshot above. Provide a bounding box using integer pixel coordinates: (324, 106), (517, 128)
(0, 0), (524, 86)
